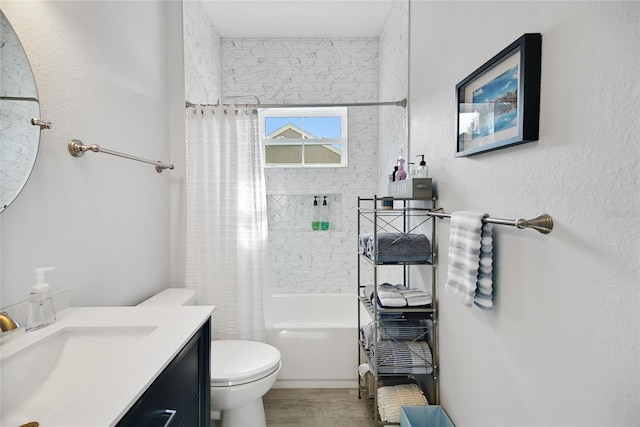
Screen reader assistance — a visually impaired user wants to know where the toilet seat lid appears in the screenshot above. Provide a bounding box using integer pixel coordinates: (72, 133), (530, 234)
(210, 340), (281, 386)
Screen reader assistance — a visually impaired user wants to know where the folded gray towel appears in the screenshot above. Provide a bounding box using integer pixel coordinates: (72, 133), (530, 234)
(362, 285), (375, 302)
(373, 341), (433, 374)
(360, 323), (375, 351)
(378, 319), (432, 341)
(360, 323), (434, 375)
(359, 233), (432, 264)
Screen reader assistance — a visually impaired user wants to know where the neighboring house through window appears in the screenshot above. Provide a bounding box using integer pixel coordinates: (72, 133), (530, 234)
(259, 107), (348, 167)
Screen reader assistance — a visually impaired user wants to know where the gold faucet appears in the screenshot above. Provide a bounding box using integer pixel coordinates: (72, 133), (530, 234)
(0, 311), (20, 332)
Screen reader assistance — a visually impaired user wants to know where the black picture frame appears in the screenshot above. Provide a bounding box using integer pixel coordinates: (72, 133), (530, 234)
(456, 33), (542, 157)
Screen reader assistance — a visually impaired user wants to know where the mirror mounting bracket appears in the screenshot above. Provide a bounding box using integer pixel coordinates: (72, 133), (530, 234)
(31, 118), (52, 130)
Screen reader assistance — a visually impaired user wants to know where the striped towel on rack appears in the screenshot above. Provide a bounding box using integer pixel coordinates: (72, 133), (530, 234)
(445, 211), (494, 309)
(475, 222), (494, 309)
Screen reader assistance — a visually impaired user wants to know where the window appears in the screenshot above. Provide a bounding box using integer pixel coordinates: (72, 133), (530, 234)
(259, 107), (348, 167)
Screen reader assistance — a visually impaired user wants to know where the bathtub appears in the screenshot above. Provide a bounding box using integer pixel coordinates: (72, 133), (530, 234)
(266, 293), (359, 388)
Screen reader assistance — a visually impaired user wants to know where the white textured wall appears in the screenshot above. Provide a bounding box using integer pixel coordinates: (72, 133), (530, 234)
(222, 38), (380, 294)
(1, 1), (177, 308)
(410, 1), (639, 425)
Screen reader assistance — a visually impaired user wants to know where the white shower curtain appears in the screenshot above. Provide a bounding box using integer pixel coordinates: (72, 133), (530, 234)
(185, 105), (267, 342)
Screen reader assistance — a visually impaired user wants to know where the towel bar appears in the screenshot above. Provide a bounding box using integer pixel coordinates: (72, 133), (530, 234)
(429, 210), (553, 234)
(68, 139), (174, 173)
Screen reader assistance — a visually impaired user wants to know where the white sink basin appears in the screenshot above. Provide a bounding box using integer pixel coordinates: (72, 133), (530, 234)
(0, 306), (213, 427)
(1, 325), (156, 425)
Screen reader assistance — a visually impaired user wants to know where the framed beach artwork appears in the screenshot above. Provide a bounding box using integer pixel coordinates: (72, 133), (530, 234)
(456, 33), (542, 157)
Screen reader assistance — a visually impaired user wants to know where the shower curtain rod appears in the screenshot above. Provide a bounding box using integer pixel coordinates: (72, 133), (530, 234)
(185, 98), (407, 109)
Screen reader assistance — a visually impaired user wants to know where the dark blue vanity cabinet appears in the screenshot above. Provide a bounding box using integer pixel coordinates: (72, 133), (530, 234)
(117, 320), (211, 426)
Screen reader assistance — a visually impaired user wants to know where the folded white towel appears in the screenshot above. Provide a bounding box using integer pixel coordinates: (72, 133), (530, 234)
(364, 283), (432, 308)
(399, 288), (432, 306)
(377, 289), (407, 307)
(445, 211), (494, 308)
(377, 384), (428, 423)
(358, 363), (371, 378)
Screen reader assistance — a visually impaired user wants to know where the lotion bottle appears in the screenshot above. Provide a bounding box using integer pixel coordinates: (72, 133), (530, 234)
(26, 267), (56, 332)
(416, 155), (428, 178)
(396, 158), (407, 180)
(396, 147), (407, 180)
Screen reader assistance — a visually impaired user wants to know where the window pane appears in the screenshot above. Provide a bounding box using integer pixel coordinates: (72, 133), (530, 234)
(266, 145), (302, 164)
(304, 144), (342, 164)
(265, 116), (342, 140)
(260, 107), (347, 167)
(265, 117), (304, 139)
(303, 116), (342, 139)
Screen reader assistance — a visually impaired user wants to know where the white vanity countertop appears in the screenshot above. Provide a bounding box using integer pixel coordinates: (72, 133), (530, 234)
(0, 305), (214, 427)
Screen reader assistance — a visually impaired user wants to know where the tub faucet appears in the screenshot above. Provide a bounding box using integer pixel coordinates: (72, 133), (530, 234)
(0, 311), (20, 332)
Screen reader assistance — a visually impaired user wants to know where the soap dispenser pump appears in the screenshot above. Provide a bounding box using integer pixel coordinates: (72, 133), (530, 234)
(320, 196), (330, 230)
(311, 196), (320, 230)
(26, 267), (56, 332)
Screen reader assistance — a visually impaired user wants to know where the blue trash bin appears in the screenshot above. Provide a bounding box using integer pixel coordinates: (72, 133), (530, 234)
(400, 405), (454, 427)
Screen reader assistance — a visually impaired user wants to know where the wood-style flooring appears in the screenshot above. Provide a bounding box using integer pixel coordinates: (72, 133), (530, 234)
(264, 388), (376, 427)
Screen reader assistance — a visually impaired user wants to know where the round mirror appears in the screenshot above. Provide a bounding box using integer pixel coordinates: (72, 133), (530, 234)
(0, 9), (41, 213)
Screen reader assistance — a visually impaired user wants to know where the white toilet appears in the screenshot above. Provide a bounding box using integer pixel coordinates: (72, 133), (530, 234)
(138, 288), (281, 427)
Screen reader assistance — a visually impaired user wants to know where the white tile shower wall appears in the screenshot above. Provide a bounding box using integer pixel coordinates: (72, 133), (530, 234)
(222, 38), (379, 293)
(377, 0), (416, 289)
(183, 0), (221, 104)
(268, 194), (342, 231)
(378, 0), (409, 194)
(222, 39), (378, 104)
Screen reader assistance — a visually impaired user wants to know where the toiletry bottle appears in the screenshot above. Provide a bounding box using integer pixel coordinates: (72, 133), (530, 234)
(416, 155), (428, 178)
(396, 147), (407, 180)
(311, 196), (320, 230)
(396, 158), (407, 180)
(392, 166), (398, 181)
(26, 267), (56, 332)
(320, 196), (330, 230)
(407, 162), (416, 177)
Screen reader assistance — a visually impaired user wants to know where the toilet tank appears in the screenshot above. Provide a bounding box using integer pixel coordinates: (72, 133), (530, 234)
(138, 288), (196, 307)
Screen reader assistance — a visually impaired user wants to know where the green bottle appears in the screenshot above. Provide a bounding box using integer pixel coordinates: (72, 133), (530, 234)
(320, 196), (330, 230)
(311, 196), (320, 230)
